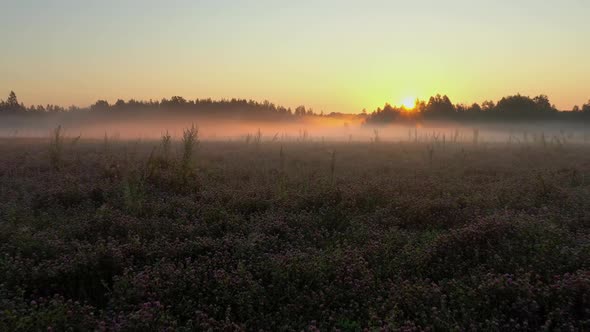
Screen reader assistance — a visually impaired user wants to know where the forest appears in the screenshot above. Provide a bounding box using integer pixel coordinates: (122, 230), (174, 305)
(2, 91), (590, 126)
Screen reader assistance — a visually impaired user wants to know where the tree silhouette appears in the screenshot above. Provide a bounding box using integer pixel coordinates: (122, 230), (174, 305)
(90, 100), (110, 112)
(469, 103), (482, 113)
(0, 91), (24, 112)
(494, 94), (556, 119)
(481, 100), (495, 111)
(1, 90), (589, 125)
(295, 105), (306, 116)
(114, 99), (126, 108)
(7, 91), (18, 107)
(532, 94), (553, 112)
(363, 93), (585, 124)
(424, 94), (455, 117)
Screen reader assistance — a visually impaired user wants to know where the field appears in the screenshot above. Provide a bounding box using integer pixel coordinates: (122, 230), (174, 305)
(0, 133), (589, 331)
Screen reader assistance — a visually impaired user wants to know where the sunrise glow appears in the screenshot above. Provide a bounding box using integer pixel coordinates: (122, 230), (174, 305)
(2, 2), (590, 330)
(1, 1), (589, 112)
(401, 97), (416, 109)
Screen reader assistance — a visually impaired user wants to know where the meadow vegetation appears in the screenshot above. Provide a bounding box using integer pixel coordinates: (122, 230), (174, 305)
(0, 130), (589, 331)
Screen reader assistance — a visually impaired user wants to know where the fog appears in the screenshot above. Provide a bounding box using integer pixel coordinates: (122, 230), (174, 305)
(0, 112), (589, 145)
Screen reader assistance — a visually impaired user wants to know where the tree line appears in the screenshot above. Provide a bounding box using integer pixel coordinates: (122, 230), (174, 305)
(0, 91), (325, 120)
(365, 94), (590, 124)
(2, 91), (590, 124)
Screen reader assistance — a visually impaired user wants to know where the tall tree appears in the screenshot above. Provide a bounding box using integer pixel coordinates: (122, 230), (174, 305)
(4, 91), (24, 111)
(90, 100), (110, 112)
(533, 94), (553, 111)
(7, 91), (18, 107)
(481, 100), (495, 111)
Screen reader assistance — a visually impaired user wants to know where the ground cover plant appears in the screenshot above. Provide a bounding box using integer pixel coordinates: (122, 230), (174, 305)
(0, 132), (589, 331)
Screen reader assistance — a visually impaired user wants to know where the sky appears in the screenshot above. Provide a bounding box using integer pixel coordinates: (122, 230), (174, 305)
(1, 0), (589, 113)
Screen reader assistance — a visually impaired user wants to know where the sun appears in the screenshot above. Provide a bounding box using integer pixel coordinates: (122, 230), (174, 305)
(401, 97), (416, 109)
